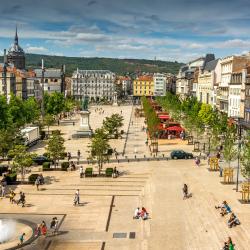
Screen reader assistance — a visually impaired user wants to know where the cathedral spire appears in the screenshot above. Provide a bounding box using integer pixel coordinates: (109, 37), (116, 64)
(14, 25), (18, 45)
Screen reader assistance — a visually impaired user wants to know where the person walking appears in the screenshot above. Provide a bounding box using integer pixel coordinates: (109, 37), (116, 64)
(17, 192), (25, 207)
(183, 184), (188, 199)
(35, 177), (40, 191)
(67, 152), (71, 162)
(18, 233), (25, 245)
(1, 184), (6, 197)
(79, 166), (84, 178)
(50, 217), (58, 235)
(9, 189), (16, 203)
(77, 150), (81, 164)
(74, 189), (80, 205)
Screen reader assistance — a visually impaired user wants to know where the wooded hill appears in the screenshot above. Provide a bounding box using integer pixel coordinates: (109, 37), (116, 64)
(0, 54), (183, 76)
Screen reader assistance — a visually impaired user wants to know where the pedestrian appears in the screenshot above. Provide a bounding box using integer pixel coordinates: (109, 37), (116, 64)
(228, 237), (235, 250)
(77, 150), (81, 164)
(195, 157), (200, 167)
(9, 189), (16, 203)
(41, 221), (47, 236)
(17, 192), (25, 207)
(1, 184), (6, 197)
(50, 217), (58, 235)
(74, 189), (80, 205)
(67, 152), (71, 162)
(35, 177), (40, 191)
(79, 166), (84, 178)
(18, 233), (25, 245)
(183, 184), (188, 199)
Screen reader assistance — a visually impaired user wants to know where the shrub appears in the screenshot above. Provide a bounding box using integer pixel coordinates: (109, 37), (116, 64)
(5, 173), (17, 184)
(42, 162), (51, 171)
(43, 152), (50, 158)
(52, 130), (61, 135)
(105, 168), (113, 177)
(61, 161), (69, 171)
(85, 168), (93, 177)
(28, 174), (39, 183)
(0, 166), (9, 176)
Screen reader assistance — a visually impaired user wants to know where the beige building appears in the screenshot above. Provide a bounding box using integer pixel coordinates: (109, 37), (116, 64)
(197, 59), (220, 108)
(217, 54), (250, 114)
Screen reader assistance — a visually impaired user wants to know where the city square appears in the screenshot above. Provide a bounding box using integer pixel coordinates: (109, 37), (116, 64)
(0, 104), (250, 250)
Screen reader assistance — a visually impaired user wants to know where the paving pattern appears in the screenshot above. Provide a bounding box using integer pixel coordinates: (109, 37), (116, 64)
(1, 104), (250, 250)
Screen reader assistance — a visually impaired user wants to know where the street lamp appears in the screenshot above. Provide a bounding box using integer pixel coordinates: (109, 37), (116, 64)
(235, 117), (243, 192)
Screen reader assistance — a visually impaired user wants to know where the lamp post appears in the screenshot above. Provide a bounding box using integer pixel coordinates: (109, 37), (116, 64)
(41, 59), (45, 120)
(236, 117), (242, 192)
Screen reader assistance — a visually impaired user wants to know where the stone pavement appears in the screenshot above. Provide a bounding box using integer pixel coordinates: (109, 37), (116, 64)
(1, 105), (250, 250)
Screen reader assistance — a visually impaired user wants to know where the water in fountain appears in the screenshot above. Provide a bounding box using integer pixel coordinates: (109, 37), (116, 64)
(0, 219), (16, 244)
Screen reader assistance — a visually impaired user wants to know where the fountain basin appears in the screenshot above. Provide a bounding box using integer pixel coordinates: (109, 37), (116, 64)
(0, 219), (34, 250)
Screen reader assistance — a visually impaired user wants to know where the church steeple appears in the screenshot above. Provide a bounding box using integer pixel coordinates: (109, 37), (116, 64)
(14, 25), (18, 45)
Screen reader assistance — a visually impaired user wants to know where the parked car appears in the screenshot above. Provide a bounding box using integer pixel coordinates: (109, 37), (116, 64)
(33, 156), (52, 165)
(170, 150), (193, 159)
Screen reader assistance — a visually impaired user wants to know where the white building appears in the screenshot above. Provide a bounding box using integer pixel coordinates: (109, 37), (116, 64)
(197, 59), (220, 108)
(71, 70), (115, 101)
(176, 54), (215, 98)
(153, 73), (166, 96)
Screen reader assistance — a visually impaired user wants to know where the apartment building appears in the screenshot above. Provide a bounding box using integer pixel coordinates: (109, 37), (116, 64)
(71, 70), (115, 101)
(153, 73), (166, 96)
(133, 75), (154, 97)
(176, 54), (215, 99)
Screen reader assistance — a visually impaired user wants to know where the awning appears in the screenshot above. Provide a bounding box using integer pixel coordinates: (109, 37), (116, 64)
(166, 126), (184, 132)
(158, 115), (170, 119)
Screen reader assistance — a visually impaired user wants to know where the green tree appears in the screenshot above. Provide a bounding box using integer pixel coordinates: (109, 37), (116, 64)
(241, 131), (250, 182)
(141, 96), (160, 138)
(223, 128), (237, 167)
(23, 97), (40, 124)
(103, 113), (124, 139)
(44, 92), (65, 115)
(46, 133), (65, 167)
(43, 114), (55, 135)
(0, 95), (10, 129)
(8, 94), (26, 127)
(89, 128), (111, 174)
(198, 103), (216, 126)
(8, 145), (36, 181)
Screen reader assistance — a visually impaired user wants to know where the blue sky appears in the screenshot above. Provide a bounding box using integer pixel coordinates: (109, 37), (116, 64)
(0, 0), (250, 62)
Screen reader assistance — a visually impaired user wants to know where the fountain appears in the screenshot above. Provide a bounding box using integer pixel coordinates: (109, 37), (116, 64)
(0, 219), (16, 244)
(0, 219), (33, 249)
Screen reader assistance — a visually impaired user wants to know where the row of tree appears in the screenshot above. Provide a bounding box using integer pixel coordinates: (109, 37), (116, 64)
(0, 93), (76, 159)
(156, 92), (250, 181)
(141, 96), (160, 138)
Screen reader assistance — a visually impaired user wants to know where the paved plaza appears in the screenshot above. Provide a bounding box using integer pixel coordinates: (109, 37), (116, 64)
(1, 105), (250, 250)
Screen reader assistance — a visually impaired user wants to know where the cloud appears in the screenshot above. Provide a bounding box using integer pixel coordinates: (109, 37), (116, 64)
(26, 46), (48, 53)
(87, 0), (97, 6)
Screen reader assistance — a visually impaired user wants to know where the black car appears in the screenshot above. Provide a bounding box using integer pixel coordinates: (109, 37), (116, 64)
(170, 150), (193, 159)
(33, 156), (52, 165)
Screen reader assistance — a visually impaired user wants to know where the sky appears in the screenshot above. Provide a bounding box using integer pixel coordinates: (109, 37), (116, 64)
(0, 0), (250, 62)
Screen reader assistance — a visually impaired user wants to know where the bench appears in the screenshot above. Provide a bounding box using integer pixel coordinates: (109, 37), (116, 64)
(240, 183), (250, 202)
(209, 157), (219, 171)
(223, 168), (234, 183)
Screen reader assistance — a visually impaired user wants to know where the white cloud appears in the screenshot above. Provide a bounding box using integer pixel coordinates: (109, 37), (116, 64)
(25, 46), (48, 53)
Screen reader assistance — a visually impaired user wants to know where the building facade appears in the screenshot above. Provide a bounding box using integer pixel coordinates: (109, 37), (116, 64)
(217, 55), (250, 114)
(71, 70), (115, 101)
(176, 54), (215, 99)
(197, 59), (219, 108)
(153, 73), (166, 96)
(133, 76), (154, 97)
(34, 69), (63, 94)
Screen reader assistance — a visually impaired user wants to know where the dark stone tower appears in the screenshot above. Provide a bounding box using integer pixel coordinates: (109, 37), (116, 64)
(7, 26), (25, 69)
